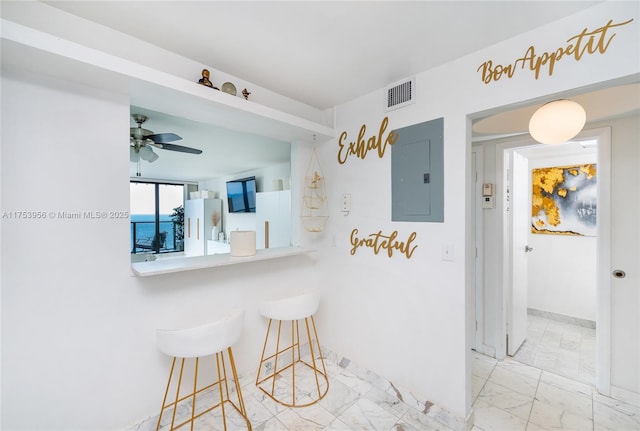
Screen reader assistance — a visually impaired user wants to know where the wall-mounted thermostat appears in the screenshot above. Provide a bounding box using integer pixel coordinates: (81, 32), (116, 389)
(483, 183), (494, 197)
(482, 183), (495, 209)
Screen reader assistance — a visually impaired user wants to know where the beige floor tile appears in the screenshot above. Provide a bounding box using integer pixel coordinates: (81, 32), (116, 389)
(476, 381), (534, 421)
(593, 397), (640, 431)
(487, 366), (539, 398)
(528, 399), (593, 430)
(473, 399), (528, 431)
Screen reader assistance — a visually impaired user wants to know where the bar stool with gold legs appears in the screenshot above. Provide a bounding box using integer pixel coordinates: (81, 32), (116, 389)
(255, 292), (329, 407)
(155, 308), (252, 431)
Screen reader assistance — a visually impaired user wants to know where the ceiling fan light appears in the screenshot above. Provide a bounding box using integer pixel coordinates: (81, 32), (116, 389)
(529, 99), (586, 144)
(130, 147), (139, 162)
(139, 145), (158, 162)
(147, 151), (159, 162)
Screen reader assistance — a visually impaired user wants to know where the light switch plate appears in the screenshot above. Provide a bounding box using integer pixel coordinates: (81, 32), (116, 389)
(442, 244), (454, 261)
(342, 193), (351, 212)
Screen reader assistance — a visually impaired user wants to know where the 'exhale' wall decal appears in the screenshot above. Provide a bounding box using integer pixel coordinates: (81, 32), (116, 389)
(337, 116), (398, 164)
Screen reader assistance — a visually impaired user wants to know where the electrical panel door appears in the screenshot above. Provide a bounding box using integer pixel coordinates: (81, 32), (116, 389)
(391, 117), (444, 222)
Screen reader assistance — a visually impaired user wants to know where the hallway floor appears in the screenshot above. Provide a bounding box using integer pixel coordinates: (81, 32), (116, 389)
(511, 313), (596, 386)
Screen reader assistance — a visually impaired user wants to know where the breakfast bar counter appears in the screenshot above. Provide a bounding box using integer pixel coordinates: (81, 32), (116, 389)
(131, 246), (314, 277)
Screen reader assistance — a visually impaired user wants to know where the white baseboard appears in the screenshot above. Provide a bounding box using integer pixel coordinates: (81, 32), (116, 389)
(528, 307), (596, 329)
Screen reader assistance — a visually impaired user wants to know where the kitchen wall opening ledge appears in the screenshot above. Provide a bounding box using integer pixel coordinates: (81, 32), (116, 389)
(130, 246), (315, 277)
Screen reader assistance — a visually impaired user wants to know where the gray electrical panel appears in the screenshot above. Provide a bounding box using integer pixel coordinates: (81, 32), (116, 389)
(391, 118), (444, 222)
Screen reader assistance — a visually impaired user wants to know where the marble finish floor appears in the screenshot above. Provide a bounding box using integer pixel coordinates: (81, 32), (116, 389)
(512, 313), (596, 386)
(128, 357), (449, 431)
(472, 351), (640, 431)
(129, 349), (639, 431)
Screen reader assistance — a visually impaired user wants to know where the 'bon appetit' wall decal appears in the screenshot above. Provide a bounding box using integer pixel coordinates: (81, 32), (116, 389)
(477, 18), (634, 84)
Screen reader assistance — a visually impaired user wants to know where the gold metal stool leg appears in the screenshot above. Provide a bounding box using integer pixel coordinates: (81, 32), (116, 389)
(156, 350), (252, 431)
(256, 316), (329, 407)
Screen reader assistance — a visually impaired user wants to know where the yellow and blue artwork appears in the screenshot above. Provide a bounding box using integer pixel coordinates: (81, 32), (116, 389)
(531, 164), (597, 236)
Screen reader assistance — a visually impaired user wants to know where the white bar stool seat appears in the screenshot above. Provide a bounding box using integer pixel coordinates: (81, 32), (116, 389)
(255, 292), (329, 407)
(155, 308), (251, 431)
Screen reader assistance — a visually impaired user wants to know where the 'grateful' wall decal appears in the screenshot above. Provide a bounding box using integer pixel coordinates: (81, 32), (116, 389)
(338, 117), (398, 164)
(350, 228), (417, 259)
(477, 18), (633, 84)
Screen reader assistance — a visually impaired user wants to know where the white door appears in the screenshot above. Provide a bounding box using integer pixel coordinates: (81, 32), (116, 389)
(602, 124), (639, 398)
(506, 149), (529, 356)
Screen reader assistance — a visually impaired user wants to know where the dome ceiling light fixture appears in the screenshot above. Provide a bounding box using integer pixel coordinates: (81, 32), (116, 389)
(528, 99), (586, 145)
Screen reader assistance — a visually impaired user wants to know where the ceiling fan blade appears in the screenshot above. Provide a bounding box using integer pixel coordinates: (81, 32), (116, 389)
(156, 143), (202, 154)
(147, 132), (182, 143)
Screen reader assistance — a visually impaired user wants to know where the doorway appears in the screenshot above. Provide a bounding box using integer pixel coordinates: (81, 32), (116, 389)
(504, 138), (600, 386)
(472, 126), (611, 392)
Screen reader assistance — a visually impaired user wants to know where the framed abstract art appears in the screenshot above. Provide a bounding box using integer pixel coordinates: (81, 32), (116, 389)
(531, 164), (597, 236)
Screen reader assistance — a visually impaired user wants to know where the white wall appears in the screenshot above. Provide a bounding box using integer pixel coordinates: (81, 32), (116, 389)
(316, 2), (639, 423)
(1, 1), (639, 430)
(0, 72), (317, 430)
(527, 150), (597, 322)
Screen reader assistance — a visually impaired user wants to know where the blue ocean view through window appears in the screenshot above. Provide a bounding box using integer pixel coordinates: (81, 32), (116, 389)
(130, 214), (176, 252)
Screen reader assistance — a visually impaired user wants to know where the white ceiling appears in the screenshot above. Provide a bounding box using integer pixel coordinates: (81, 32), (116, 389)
(129, 106), (291, 181)
(44, 1), (602, 110)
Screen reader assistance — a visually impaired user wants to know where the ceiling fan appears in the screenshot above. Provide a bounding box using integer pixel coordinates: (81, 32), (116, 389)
(129, 114), (202, 176)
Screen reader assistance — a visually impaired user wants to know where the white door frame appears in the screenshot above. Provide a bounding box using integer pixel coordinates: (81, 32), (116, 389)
(471, 146), (500, 357)
(593, 126), (612, 396)
(472, 147), (484, 352)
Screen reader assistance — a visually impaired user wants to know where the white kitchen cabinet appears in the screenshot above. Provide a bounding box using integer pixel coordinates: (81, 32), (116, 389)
(184, 198), (223, 256)
(255, 191), (291, 250)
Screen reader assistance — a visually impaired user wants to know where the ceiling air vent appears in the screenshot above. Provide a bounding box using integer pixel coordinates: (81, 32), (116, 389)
(385, 77), (415, 112)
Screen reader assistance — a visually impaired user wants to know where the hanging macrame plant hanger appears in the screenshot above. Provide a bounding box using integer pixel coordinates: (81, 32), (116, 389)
(301, 147), (329, 232)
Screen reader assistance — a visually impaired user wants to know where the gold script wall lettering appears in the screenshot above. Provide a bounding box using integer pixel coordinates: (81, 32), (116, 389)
(338, 117), (399, 165)
(350, 228), (417, 259)
(477, 18), (634, 84)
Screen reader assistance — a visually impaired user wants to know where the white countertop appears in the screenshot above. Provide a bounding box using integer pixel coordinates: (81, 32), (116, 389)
(131, 246), (314, 277)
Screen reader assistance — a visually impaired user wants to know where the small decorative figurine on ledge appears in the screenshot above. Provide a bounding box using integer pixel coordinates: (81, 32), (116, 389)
(242, 88), (251, 100)
(198, 69), (219, 90)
